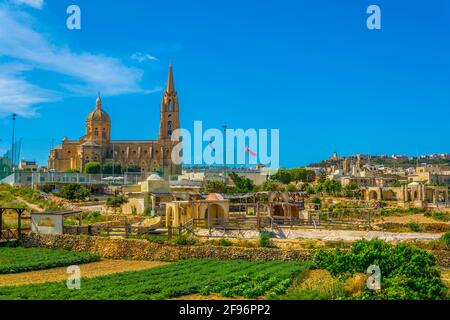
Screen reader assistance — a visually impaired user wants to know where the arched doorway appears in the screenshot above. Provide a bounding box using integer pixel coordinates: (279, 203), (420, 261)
(272, 204), (285, 217)
(204, 204), (225, 225)
(368, 190), (378, 201)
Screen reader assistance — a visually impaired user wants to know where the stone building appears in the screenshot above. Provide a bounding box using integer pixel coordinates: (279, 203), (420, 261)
(48, 64), (181, 178)
(361, 182), (449, 208)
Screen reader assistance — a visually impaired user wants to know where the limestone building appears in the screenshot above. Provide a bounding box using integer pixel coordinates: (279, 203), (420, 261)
(48, 64), (181, 177)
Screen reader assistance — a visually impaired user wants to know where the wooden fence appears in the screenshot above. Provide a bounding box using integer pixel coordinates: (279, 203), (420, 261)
(63, 225), (158, 238)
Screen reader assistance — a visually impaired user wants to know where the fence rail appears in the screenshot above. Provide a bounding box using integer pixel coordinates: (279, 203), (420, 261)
(63, 225), (157, 238)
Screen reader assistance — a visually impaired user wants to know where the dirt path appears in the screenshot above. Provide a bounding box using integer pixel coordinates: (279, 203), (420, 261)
(275, 228), (443, 242)
(16, 197), (42, 212)
(0, 260), (166, 287)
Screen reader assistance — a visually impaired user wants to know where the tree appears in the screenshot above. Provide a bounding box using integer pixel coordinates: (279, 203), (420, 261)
(64, 169), (80, 173)
(106, 195), (128, 208)
(125, 165), (141, 173)
(203, 181), (228, 194)
(228, 172), (255, 193)
(261, 180), (283, 192)
(58, 183), (91, 201)
(285, 183), (297, 192)
(343, 182), (360, 198)
(270, 169), (292, 184)
(291, 168), (316, 183)
(84, 162), (101, 174)
(315, 179), (342, 196)
(101, 162), (122, 174)
(300, 182), (315, 195)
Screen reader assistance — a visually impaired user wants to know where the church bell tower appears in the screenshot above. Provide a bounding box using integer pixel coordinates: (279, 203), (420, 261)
(159, 64), (180, 141)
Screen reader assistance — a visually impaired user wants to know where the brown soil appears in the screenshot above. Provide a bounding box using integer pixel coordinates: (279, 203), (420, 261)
(0, 259), (166, 287)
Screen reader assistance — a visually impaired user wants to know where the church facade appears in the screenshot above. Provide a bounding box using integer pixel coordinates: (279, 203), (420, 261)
(48, 64), (181, 177)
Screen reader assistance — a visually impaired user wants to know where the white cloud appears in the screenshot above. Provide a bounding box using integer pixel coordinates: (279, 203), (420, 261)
(0, 6), (151, 117)
(131, 52), (158, 63)
(13, 0), (44, 10)
(0, 65), (58, 117)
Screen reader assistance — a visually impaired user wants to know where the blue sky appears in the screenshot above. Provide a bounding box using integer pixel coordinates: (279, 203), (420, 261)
(0, 0), (449, 168)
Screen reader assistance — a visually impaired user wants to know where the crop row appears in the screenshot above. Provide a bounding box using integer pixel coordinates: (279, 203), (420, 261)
(0, 247), (100, 274)
(0, 258), (311, 300)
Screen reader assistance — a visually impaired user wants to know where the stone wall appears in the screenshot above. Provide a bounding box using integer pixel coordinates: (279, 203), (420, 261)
(22, 234), (311, 262)
(21, 234), (450, 267)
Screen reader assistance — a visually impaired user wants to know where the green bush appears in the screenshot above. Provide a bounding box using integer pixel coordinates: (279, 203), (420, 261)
(84, 162), (101, 174)
(217, 238), (232, 246)
(431, 211), (450, 222)
(313, 239), (447, 300)
(173, 234), (197, 246)
(259, 232), (273, 248)
(106, 195), (128, 208)
(441, 232), (450, 248)
(57, 183), (91, 201)
(406, 222), (422, 232)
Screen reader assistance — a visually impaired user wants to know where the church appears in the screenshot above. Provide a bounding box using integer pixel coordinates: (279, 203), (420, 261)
(48, 64), (181, 177)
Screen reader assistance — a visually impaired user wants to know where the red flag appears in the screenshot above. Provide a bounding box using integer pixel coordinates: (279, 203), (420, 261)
(245, 145), (256, 157)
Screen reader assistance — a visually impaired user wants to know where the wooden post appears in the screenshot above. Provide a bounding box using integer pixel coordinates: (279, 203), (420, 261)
(256, 203), (260, 230)
(16, 209), (25, 237)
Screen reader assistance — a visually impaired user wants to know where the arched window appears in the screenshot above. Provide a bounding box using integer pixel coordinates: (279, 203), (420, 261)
(102, 128), (106, 138)
(167, 121), (173, 138)
(94, 128), (99, 137)
(168, 100), (173, 112)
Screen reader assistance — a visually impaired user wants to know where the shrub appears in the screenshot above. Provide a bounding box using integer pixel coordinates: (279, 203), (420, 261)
(406, 222), (422, 232)
(106, 195), (128, 208)
(441, 232), (450, 248)
(58, 183), (91, 201)
(431, 211), (450, 222)
(173, 234), (197, 246)
(84, 162), (101, 174)
(313, 239), (447, 300)
(259, 232), (273, 248)
(217, 238), (232, 247)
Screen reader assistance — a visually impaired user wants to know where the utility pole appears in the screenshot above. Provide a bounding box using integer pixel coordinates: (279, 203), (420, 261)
(11, 114), (17, 168)
(222, 125), (227, 184)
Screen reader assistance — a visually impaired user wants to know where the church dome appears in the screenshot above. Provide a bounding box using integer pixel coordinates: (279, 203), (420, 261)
(87, 96), (110, 122)
(205, 193), (225, 201)
(147, 174), (164, 181)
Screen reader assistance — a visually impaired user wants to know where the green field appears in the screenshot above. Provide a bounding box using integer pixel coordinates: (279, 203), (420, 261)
(0, 259), (311, 300)
(0, 247), (100, 274)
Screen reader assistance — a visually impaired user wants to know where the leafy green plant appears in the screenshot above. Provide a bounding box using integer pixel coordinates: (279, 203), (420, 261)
(259, 231), (274, 248)
(441, 232), (450, 248)
(406, 222), (422, 232)
(313, 239), (447, 300)
(0, 259), (310, 300)
(172, 234), (197, 245)
(58, 183), (91, 201)
(431, 211), (450, 222)
(0, 247), (99, 274)
(106, 195), (128, 208)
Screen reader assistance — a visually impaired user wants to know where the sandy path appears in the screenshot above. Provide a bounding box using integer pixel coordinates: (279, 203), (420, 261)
(276, 228), (443, 242)
(0, 260), (166, 287)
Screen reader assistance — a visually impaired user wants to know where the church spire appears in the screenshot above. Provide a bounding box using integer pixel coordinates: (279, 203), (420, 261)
(165, 63), (175, 93)
(96, 93), (102, 109)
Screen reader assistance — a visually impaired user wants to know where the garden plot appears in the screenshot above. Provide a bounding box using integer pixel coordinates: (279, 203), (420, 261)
(0, 247), (99, 274)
